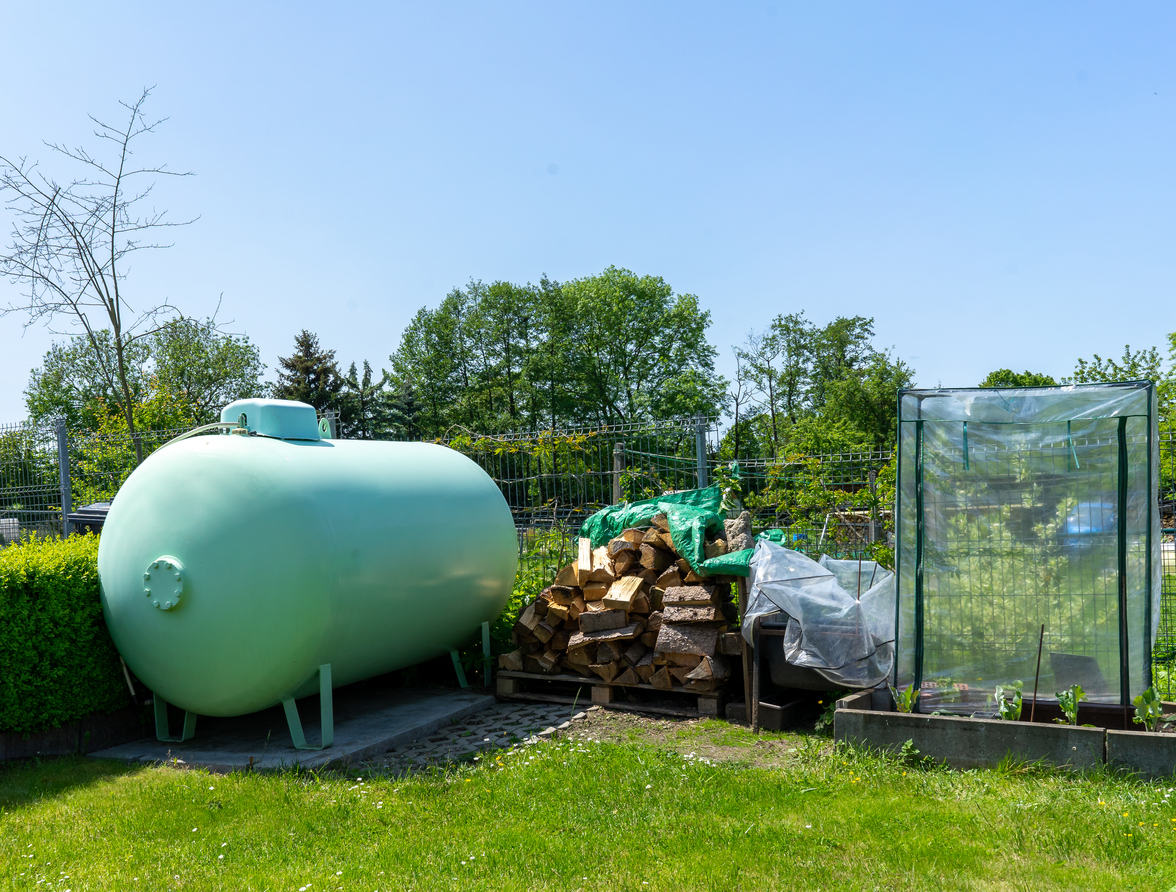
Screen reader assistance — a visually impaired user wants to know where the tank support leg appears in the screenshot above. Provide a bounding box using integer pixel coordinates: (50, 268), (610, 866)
(482, 621), (492, 688)
(282, 663), (334, 750)
(449, 650), (469, 689)
(153, 695), (197, 743)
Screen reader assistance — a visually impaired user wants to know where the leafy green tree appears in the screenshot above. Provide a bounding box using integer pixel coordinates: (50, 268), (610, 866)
(150, 318), (265, 423)
(1068, 333), (1176, 424)
(979, 369), (1058, 388)
(340, 360), (393, 440)
(25, 332), (151, 430)
(732, 314), (911, 456)
(388, 267), (724, 436)
(26, 321), (264, 429)
(272, 330), (344, 415)
(560, 266), (724, 425)
(820, 348), (913, 449)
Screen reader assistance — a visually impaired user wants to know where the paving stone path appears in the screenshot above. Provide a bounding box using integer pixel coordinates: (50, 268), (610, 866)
(364, 702), (592, 771)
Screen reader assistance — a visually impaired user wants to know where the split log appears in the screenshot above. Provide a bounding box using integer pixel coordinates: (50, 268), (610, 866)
(639, 631), (659, 647)
(724, 511), (753, 552)
(613, 552), (637, 574)
(519, 602), (541, 630)
(578, 537), (593, 572)
(533, 621), (557, 644)
(550, 630), (571, 651)
(662, 605), (724, 624)
(569, 596), (586, 620)
(645, 611), (664, 632)
(555, 564), (579, 586)
(621, 528), (646, 544)
(654, 567), (682, 590)
(663, 652), (703, 669)
(640, 543), (674, 571)
(669, 666), (694, 684)
(592, 547), (613, 573)
(704, 539), (728, 560)
(602, 575), (644, 610)
(609, 537), (639, 557)
(650, 667), (673, 690)
(685, 655), (731, 682)
(595, 640), (624, 663)
(567, 622), (642, 650)
(536, 651), (560, 673)
(622, 640), (648, 666)
(637, 568), (660, 586)
(718, 632), (743, 656)
(630, 594), (651, 614)
(583, 582), (610, 601)
(566, 645), (595, 666)
(498, 649), (525, 671)
(641, 527), (662, 545)
(590, 661), (621, 683)
(546, 585), (577, 605)
(651, 513), (669, 532)
(578, 609), (628, 633)
(654, 622), (720, 656)
(615, 667), (641, 686)
(635, 663), (657, 683)
(584, 599), (611, 613)
(662, 585), (717, 607)
(547, 602), (571, 622)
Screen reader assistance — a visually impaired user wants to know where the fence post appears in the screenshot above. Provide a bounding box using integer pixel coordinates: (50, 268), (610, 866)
(695, 419), (708, 489)
(868, 468), (878, 544)
(612, 442), (625, 504)
(56, 420), (73, 537)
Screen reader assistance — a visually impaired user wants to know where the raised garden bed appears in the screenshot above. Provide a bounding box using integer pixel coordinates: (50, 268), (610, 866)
(835, 690), (1176, 777)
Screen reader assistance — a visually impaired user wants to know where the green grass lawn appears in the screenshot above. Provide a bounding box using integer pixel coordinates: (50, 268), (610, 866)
(3, 728), (1176, 891)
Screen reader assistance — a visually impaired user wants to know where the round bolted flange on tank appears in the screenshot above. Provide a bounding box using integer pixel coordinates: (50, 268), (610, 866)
(143, 555), (185, 610)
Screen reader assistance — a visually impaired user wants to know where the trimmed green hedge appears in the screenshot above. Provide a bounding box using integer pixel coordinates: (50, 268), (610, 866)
(0, 535), (131, 733)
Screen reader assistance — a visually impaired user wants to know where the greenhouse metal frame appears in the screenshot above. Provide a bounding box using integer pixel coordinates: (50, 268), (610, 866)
(894, 381), (1160, 714)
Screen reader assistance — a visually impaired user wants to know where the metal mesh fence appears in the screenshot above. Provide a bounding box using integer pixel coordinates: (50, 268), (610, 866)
(65, 426), (191, 508)
(4, 411), (1176, 696)
(0, 420), (62, 544)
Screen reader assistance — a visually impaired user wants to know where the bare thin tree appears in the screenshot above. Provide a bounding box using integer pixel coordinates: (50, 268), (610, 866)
(0, 87), (195, 461)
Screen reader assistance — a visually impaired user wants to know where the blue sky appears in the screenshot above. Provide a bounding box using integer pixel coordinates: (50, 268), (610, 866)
(1, 2), (1173, 422)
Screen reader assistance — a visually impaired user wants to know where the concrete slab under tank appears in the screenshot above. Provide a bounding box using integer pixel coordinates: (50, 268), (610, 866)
(89, 686), (496, 773)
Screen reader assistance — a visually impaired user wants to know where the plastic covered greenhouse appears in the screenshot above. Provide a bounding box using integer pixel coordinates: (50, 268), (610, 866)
(894, 381), (1160, 714)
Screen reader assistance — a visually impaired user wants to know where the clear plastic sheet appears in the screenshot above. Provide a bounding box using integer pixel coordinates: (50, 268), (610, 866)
(896, 382), (1160, 713)
(743, 541), (895, 689)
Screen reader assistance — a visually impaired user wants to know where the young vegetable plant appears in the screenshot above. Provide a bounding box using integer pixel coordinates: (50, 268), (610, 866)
(992, 681), (1023, 721)
(1054, 684), (1086, 725)
(1131, 687), (1174, 732)
(889, 682), (919, 713)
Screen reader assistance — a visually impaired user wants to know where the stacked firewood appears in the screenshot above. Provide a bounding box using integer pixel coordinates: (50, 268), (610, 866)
(499, 512), (751, 694)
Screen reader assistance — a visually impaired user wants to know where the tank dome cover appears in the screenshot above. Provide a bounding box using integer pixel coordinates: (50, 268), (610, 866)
(220, 399), (322, 440)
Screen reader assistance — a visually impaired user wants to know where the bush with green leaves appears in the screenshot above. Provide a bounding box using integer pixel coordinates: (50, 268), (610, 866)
(0, 534), (131, 733)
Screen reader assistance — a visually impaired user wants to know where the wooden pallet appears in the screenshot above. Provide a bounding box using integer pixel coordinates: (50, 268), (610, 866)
(496, 670), (726, 719)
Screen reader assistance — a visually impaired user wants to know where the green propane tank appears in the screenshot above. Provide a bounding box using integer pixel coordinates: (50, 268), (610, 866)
(97, 399), (516, 741)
